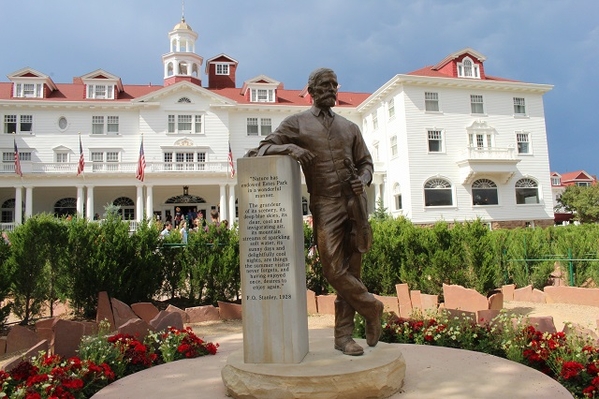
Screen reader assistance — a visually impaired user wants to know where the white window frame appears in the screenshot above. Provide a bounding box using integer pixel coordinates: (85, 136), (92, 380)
(167, 114), (204, 134)
(515, 178), (540, 205)
(55, 152), (69, 163)
(425, 92), (440, 112)
(427, 129), (444, 153)
(86, 84), (114, 99)
(92, 116), (120, 135)
(472, 178), (499, 206)
(388, 98), (395, 119)
(470, 94), (485, 114)
(91, 150), (121, 171)
(250, 88), (274, 103)
(516, 131), (531, 154)
(14, 83), (43, 98)
(457, 57), (480, 79)
(3, 114), (33, 134)
(424, 178), (454, 207)
(246, 117), (272, 136)
(215, 63), (230, 75)
(163, 151), (207, 171)
(513, 97), (526, 116)
(551, 176), (561, 186)
(390, 135), (398, 157)
(372, 113), (379, 130)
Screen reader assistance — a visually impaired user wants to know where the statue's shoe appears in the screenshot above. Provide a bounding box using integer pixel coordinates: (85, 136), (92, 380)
(366, 299), (384, 347)
(334, 338), (364, 356)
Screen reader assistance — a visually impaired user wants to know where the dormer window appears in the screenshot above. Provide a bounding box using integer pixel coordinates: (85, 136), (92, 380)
(14, 83), (43, 98)
(215, 63), (230, 75)
(457, 57), (480, 79)
(251, 88), (274, 103)
(551, 176), (561, 186)
(87, 84), (114, 99)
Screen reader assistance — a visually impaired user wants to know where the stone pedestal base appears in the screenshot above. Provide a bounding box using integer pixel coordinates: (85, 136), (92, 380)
(221, 338), (405, 399)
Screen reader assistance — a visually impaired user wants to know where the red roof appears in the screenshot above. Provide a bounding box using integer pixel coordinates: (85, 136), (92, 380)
(406, 66), (518, 82)
(0, 80), (369, 107)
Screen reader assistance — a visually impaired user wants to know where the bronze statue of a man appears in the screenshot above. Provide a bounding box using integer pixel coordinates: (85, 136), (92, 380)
(253, 68), (383, 356)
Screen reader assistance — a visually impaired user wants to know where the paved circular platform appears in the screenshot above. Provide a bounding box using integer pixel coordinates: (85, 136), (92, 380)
(222, 338), (405, 399)
(92, 328), (574, 399)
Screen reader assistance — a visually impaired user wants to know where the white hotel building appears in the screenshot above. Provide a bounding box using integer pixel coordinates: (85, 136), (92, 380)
(0, 18), (554, 230)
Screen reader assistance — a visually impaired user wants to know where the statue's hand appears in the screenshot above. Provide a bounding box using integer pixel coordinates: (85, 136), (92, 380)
(350, 177), (365, 195)
(287, 144), (316, 165)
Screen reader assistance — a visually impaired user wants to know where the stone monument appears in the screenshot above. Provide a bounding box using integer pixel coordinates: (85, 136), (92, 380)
(237, 155), (309, 364)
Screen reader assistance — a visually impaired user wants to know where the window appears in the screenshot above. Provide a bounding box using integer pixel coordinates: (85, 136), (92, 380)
(458, 57), (480, 78)
(551, 176), (561, 186)
(178, 97), (191, 103)
(395, 194), (402, 210)
(107, 116), (119, 134)
(388, 98), (395, 119)
(390, 135), (398, 157)
(4, 114), (33, 134)
(56, 153), (68, 163)
(91, 151), (120, 171)
(86, 84), (113, 99)
(54, 198), (77, 218)
(1, 199), (16, 223)
(167, 114), (203, 134)
(58, 116), (68, 130)
(514, 97), (526, 115)
(428, 130), (443, 152)
(372, 113), (379, 130)
(472, 179), (498, 205)
(424, 178), (453, 206)
(216, 63), (230, 75)
(516, 132), (530, 154)
(469, 132), (493, 149)
(261, 118), (272, 136)
(163, 151), (206, 171)
(515, 178), (539, 204)
(113, 197), (135, 220)
(425, 92), (439, 112)
(470, 95), (484, 114)
(246, 117), (271, 136)
(14, 83), (43, 98)
(576, 182), (591, 187)
(92, 116), (104, 135)
(250, 88), (274, 103)
(3, 150), (31, 172)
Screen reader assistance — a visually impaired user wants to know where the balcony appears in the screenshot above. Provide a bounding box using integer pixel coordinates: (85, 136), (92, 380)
(0, 161), (233, 176)
(456, 146), (520, 185)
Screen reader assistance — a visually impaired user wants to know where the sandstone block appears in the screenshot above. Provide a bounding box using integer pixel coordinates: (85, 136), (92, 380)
(502, 284), (516, 301)
(526, 316), (557, 333)
(395, 283), (412, 318)
(306, 289), (317, 315)
(218, 301), (242, 320)
(477, 309), (500, 325)
(374, 294), (400, 316)
(513, 285), (534, 302)
(165, 304), (190, 323)
(315, 294), (335, 315)
(111, 297), (140, 328)
(442, 284), (488, 313)
(151, 310), (184, 332)
(488, 292), (504, 310)
(185, 305), (220, 323)
(131, 302), (160, 323)
(96, 291), (116, 331)
(410, 290), (422, 310)
(1, 340), (48, 372)
(6, 325), (39, 354)
(0, 336), (6, 356)
(531, 288), (547, 303)
(544, 286), (599, 307)
(420, 294), (438, 312)
(52, 319), (85, 358)
(118, 318), (154, 339)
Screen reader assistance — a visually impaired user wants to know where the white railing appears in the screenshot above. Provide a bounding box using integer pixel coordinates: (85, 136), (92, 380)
(0, 161), (232, 175)
(460, 146), (516, 161)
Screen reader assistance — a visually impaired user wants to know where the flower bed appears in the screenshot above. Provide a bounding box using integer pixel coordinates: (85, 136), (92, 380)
(0, 325), (218, 398)
(355, 310), (599, 398)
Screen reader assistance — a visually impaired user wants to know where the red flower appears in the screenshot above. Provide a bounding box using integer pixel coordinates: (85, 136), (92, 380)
(561, 361), (584, 380)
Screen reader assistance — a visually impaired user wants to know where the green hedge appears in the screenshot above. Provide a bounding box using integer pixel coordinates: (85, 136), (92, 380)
(2, 215), (599, 328)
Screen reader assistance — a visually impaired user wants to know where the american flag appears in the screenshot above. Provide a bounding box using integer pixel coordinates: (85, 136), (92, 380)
(136, 137), (146, 182)
(76, 135), (85, 176)
(14, 139), (22, 177)
(228, 142), (235, 178)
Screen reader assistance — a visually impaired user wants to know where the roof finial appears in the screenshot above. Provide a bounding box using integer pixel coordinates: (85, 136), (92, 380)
(181, 0), (185, 22)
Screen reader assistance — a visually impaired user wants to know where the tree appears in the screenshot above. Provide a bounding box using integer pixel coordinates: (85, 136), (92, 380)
(556, 185), (599, 223)
(372, 196), (390, 221)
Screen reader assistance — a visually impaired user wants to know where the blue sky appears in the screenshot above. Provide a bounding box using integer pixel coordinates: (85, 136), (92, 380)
(2, 0), (598, 175)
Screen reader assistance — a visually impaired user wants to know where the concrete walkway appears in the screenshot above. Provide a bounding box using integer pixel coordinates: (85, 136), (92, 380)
(92, 328), (573, 399)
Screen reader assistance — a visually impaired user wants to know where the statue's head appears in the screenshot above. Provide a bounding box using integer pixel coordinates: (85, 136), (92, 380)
(307, 68), (338, 109)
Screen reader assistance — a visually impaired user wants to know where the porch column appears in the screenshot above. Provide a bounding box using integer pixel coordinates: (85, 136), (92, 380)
(228, 183), (236, 226)
(24, 186), (33, 220)
(146, 185), (154, 221)
(136, 185), (144, 223)
(76, 185), (84, 217)
(219, 184), (227, 221)
(86, 186), (94, 220)
(14, 186), (23, 224)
